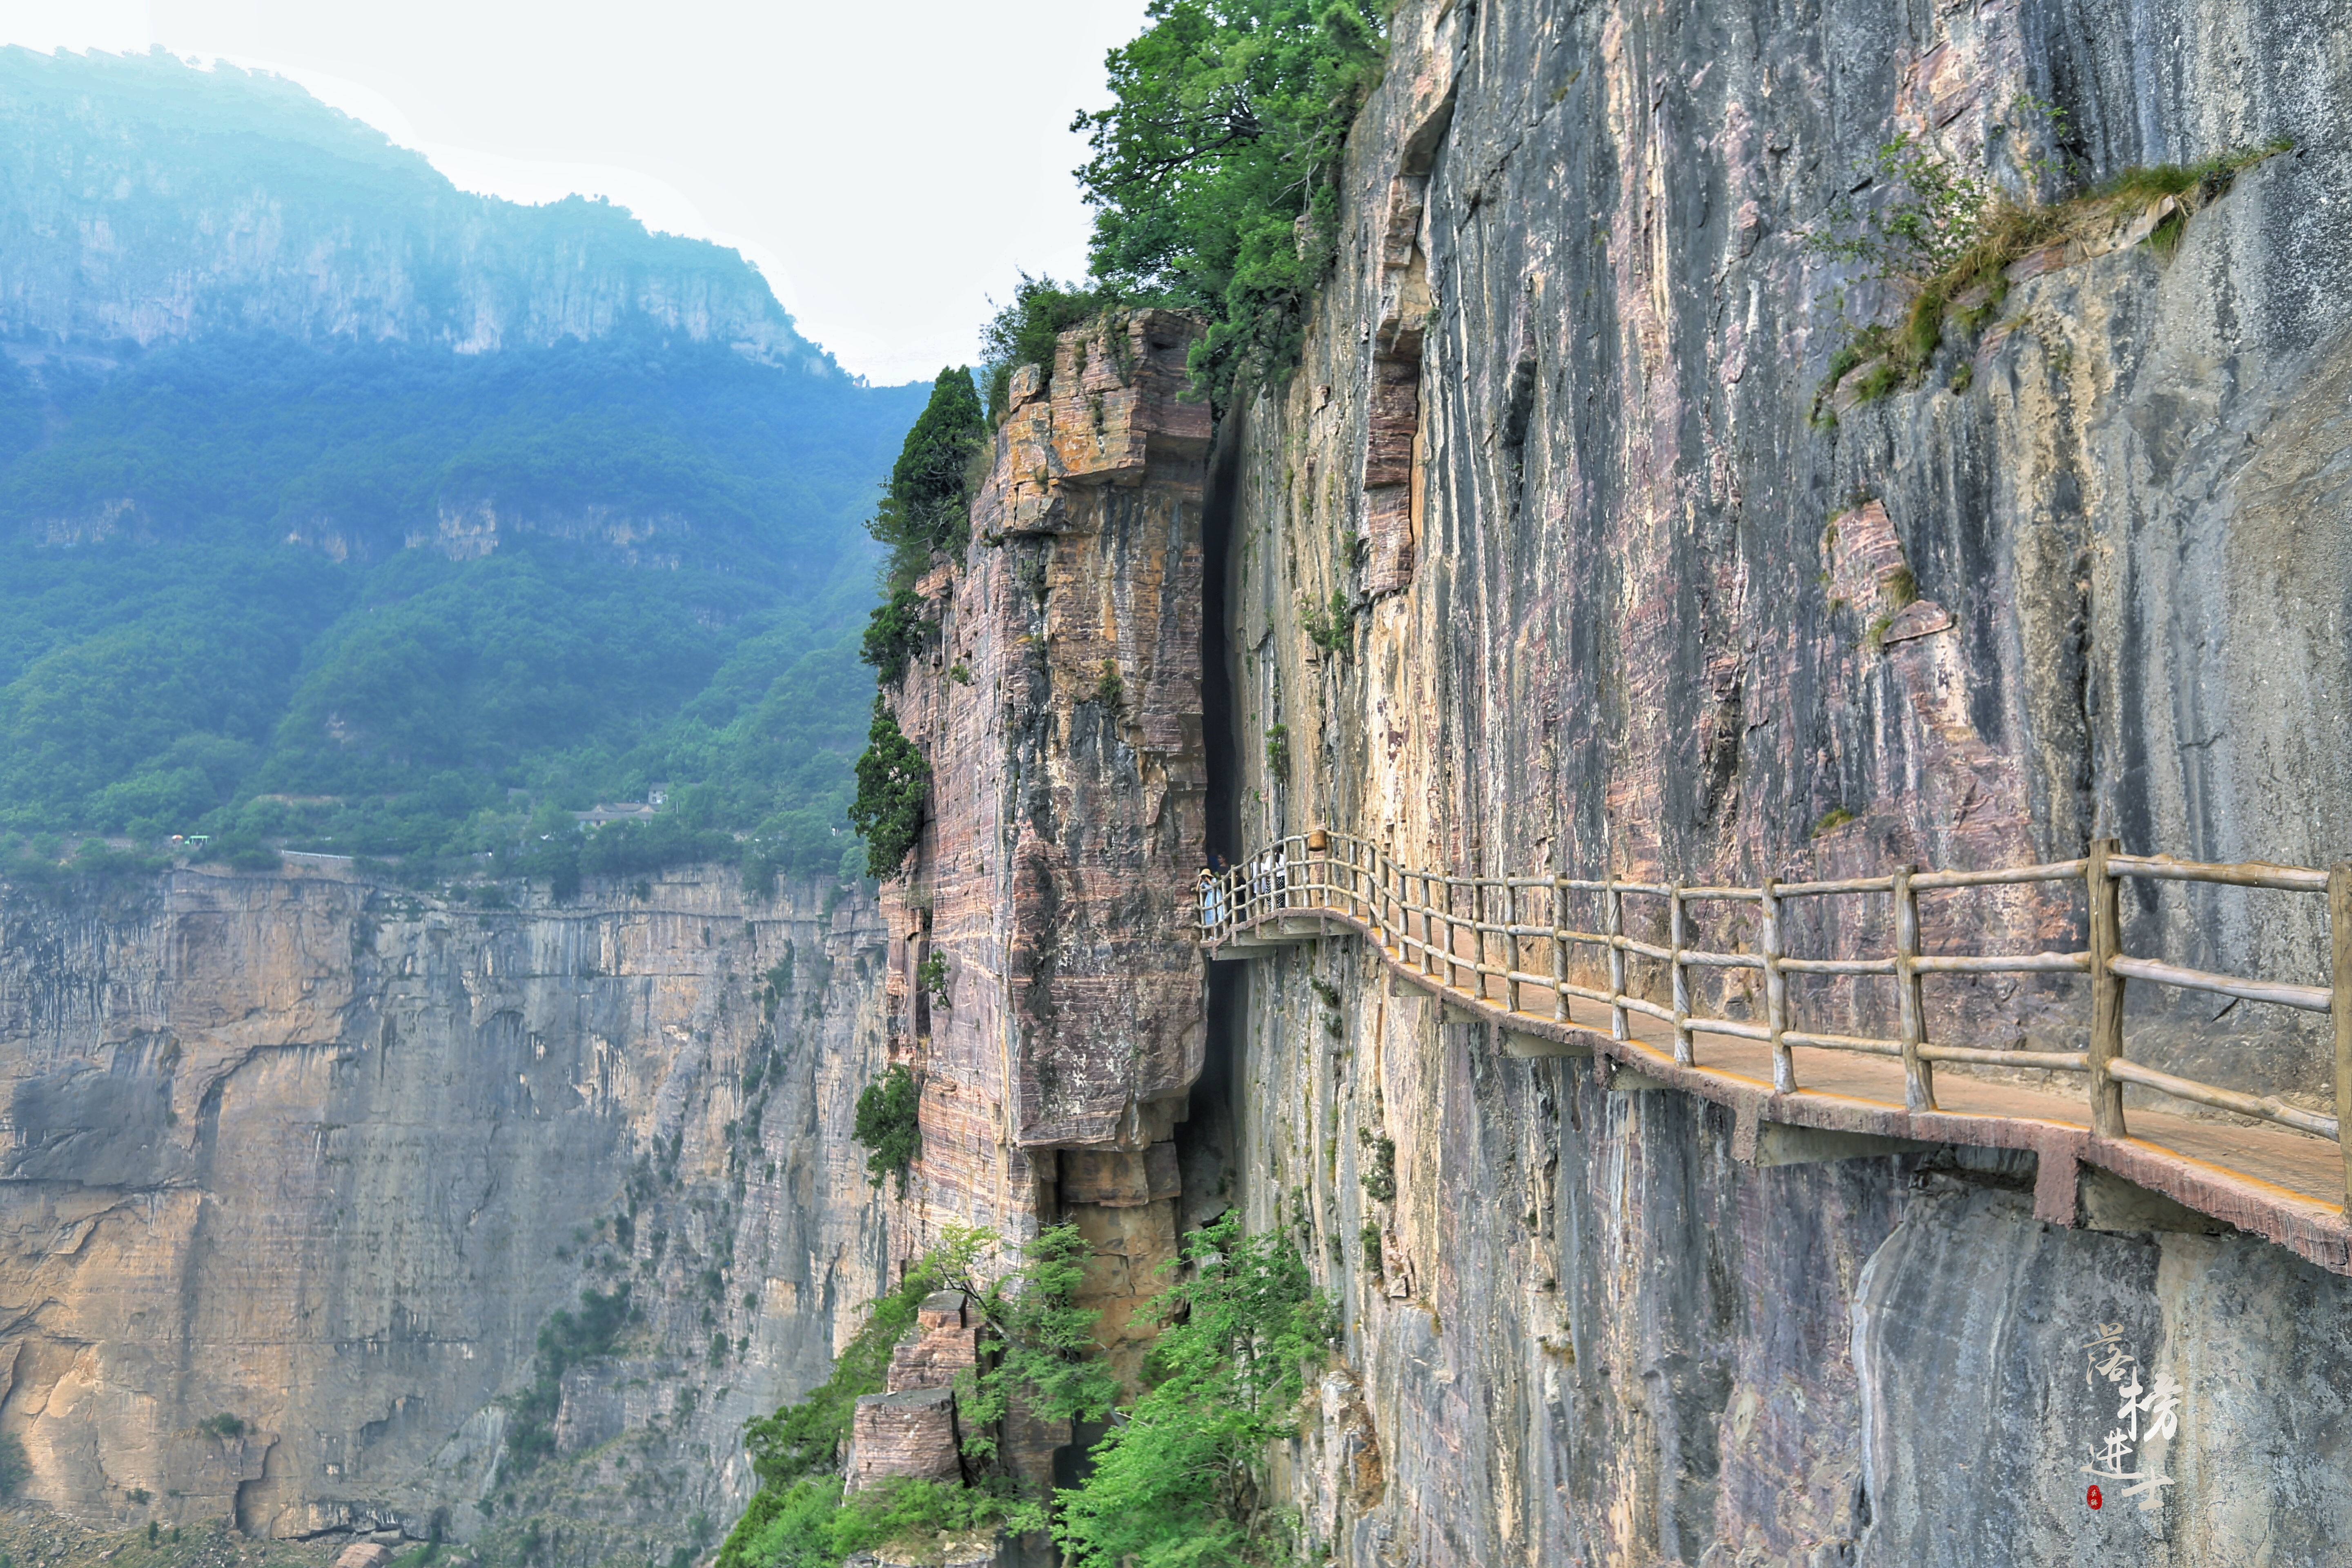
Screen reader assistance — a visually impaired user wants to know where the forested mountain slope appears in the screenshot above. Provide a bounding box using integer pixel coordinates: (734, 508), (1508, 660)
(0, 49), (927, 884)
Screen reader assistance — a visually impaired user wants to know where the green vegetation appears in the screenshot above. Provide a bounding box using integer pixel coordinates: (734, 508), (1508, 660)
(733, 1270), (933, 1504)
(722, 1226), (1115, 1562)
(0, 329), (927, 889)
(1359, 1128), (1396, 1203)
(199, 1414), (245, 1440)
(723, 1476), (1023, 1568)
(844, 372), (988, 877)
(1301, 588), (1356, 653)
(722, 1217), (1325, 1568)
(1808, 100), (2292, 412)
(1263, 723), (1290, 778)
(848, 701), (928, 879)
(859, 587), (928, 685)
(916, 953), (951, 1009)
(759, 953), (795, 1021)
(1053, 1213), (1333, 1566)
(1074, 0), (1389, 404)
(979, 276), (1113, 423)
(878, 369), (989, 578)
(1811, 807), (1859, 837)
(851, 1065), (921, 1196)
(0, 41), (934, 896)
(502, 1287), (635, 1480)
(947, 1225), (1124, 1462)
(840, 2), (1402, 884)
(863, 367), (989, 622)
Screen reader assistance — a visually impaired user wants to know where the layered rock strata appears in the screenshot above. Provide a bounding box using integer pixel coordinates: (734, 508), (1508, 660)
(1204, 0), (2352, 1562)
(878, 311), (1212, 1394)
(845, 1292), (976, 1492)
(0, 862), (890, 1558)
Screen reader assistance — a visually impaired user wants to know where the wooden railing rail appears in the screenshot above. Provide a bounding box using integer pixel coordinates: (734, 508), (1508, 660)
(1199, 827), (2352, 1207)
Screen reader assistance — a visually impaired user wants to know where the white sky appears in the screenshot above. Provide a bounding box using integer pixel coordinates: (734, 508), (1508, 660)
(0, 0), (1152, 385)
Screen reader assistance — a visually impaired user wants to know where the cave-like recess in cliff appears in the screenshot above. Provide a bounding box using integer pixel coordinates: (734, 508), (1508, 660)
(1181, 403), (1250, 1224)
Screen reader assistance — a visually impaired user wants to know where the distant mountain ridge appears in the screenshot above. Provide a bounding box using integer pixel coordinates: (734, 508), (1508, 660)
(0, 46), (832, 372)
(0, 48), (924, 882)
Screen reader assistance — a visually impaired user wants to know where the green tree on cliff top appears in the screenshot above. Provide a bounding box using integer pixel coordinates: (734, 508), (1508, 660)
(872, 365), (988, 582)
(847, 697), (927, 878)
(859, 366), (987, 685)
(1073, 0), (1387, 403)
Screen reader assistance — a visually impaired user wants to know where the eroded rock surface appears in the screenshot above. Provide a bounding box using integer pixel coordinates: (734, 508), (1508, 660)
(1207, 0), (2352, 1562)
(880, 311), (1212, 1388)
(0, 863), (889, 1555)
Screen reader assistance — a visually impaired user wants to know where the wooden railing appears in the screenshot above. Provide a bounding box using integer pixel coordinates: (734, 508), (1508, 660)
(1201, 829), (2352, 1206)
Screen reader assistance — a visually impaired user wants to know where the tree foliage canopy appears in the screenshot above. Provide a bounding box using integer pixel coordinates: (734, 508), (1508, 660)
(851, 1065), (922, 1196)
(867, 365), (989, 590)
(1052, 1212), (1332, 1566)
(1073, 0), (1386, 402)
(0, 330), (927, 889)
(719, 1218), (1323, 1568)
(847, 699), (928, 879)
(977, 275), (1113, 423)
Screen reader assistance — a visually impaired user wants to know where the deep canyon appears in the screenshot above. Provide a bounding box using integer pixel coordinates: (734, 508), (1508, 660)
(7, 1), (2352, 1566)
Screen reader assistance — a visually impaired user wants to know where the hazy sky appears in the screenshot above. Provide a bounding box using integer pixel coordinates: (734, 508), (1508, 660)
(0, 0), (1153, 384)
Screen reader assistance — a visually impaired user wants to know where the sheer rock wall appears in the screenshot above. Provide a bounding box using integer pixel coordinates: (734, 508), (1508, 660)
(1206, 0), (2352, 1563)
(879, 312), (1211, 1388)
(0, 862), (889, 1555)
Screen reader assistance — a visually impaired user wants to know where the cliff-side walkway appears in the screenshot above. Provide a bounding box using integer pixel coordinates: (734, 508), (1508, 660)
(1202, 831), (2352, 1277)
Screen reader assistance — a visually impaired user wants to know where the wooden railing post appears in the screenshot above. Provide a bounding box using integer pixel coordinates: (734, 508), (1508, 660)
(1373, 851), (1392, 949)
(1893, 865), (1936, 1112)
(1430, 879), (1449, 987)
(2086, 837), (2127, 1138)
(1473, 878), (1489, 1004)
(1605, 874), (1628, 1042)
(1762, 877), (1793, 1093)
(1429, 871), (1443, 980)
(1376, 848), (1390, 946)
(1439, 875), (1454, 988)
(1551, 875), (1570, 1025)
(1669, 882), (1693, 1066)
(2331, 863), (2352, 1207)
(1505, 878), (1521, 1016)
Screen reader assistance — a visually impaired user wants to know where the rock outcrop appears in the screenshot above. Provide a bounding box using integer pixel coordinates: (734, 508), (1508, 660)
(0, 861), (889, 1557)
(879, 310), (1212, 1390)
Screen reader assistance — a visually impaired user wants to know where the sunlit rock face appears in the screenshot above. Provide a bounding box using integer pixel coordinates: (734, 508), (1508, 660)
(1203, 0), (2352, 1562)
(878, 310), (1212, 1407)
(0, 864), (890, 1555)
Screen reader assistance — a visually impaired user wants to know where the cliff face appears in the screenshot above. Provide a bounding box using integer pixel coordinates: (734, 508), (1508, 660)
(0, 862), (889, 1556)
(10, 2), (2352, 1563)
(1203, 0), (2352, 1562)
(881, 311), (1212, 1386)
